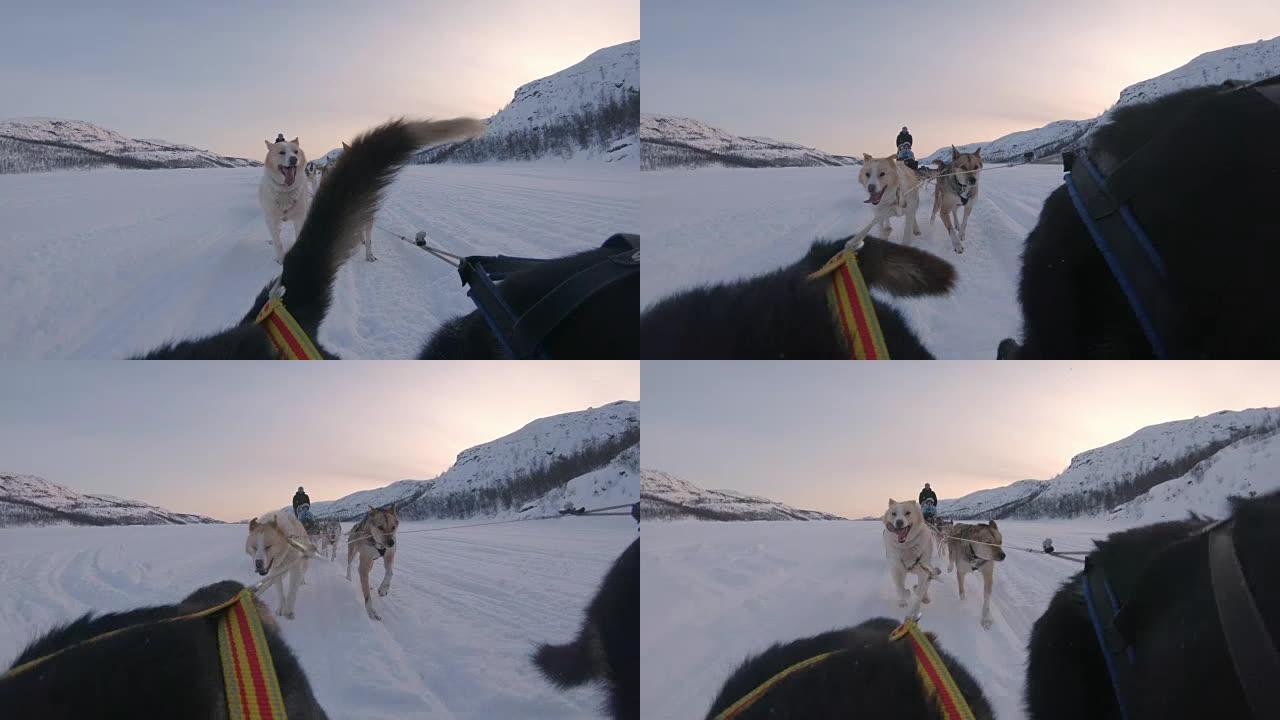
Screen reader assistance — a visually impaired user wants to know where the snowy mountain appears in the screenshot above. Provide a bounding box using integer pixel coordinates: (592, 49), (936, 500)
(310, 401), (639, 521)
(936, 479), (1049, 520)
(417, 40), (639, 165)
(0, 117), (259, 174)
(0, 473), (221, 527)
(1108, 428), (1280, 523)
(641, 468), (846, 521)
(641, 114), (860, 170)
(924, 35), (1280, 165)
(937, 408), (1280, 520)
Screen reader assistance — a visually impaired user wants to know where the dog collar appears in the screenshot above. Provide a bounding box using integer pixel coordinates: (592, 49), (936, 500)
(807, 245), (890, 359)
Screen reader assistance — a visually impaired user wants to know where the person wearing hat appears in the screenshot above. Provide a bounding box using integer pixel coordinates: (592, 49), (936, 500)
(918, 482), (938, 521)
(895, 126), (913, 150)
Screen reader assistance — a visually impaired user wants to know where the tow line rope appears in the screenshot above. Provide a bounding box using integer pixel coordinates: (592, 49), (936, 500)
(337, 503), (638, 545)
(253, 281), (323, 360)
(806, 238), (889, 359)
(924, 523), (1088, 565)
(711, 619), (977, 720)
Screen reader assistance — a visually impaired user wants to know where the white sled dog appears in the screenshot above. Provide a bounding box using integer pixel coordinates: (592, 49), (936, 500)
(930, 147), (984, 254)
(346, 504), (400, 620)
(260, 137), (311, 265)
(943, 520), (1006, 629)
(341, 141), (376, 262)
(304, 160), (324, 195)
(245, 509), (314, 619)
(859, 154), (925, 245)
(882, 498), (939, 611)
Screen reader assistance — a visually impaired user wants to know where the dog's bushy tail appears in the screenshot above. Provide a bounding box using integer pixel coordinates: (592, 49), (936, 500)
(533, 634), (598, 688)
(280, 118), (486, 334)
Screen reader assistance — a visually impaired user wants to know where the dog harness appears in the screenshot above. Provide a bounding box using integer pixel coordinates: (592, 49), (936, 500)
(807, 242), (889, 359)
(1085, 517), (1280, 720)
(947, 174), (974, 206)
(710, 620), (976, 720)
(1, 588), (288, 719)
(455, 233), (639, 359)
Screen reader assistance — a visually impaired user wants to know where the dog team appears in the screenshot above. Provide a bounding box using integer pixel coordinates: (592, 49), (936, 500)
(859, 136), (985, 255)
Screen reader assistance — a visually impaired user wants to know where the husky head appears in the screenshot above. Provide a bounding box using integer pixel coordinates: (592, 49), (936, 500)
(883, 499), (922, 544)
(304, 160), (317, 179)
(363, 504), (400, 556)
(264, 137), (306, 188)
(860, 154), (902, 206)
(967, 520), (1006, 562)
(950, 146), (983, 189)
(246, 516), (292, 577)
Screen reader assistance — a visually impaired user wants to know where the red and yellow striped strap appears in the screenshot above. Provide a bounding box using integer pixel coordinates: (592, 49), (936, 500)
(253, 295), (323, 360)
(890, 620), (977, 720)
(809, 248), (890, 359)
(218, 589), (289, 720)
(711, 650), (842, 720)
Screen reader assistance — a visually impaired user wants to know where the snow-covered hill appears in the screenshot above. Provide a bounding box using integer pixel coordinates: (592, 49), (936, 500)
(0, 117), (258, 174)
(640, 468), (845, 521)
(924, 35), (1280, 164)
(0, 473), (221, 527)
(936, 479), (1048, 520)
(1108, 428), (1280, 523)
(641, 114), (860, 170)
(310, 401), (639, 521)
(417, 41), (639, 165)
(934, 408), (1280, 520)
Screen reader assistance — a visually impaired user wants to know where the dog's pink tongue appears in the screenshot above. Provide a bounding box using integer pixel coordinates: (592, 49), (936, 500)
(282, 166), (296, 186)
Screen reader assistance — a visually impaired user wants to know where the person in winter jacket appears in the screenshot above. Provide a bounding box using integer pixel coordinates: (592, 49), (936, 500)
(895, 126), (913, 150)
(292, 486), (311, 514)
(918, 483), (937, 506)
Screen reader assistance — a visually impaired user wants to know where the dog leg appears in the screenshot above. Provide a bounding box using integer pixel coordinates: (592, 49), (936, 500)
(980, 567), (994, 629)
(941, 205), (963, 254)
(892, 564), (910, 607)
(378, 547), (395, 597)
(956, 565), (967, 599)
(959, 203), (974, 246)
(267, 219), (285, 265)
(346, 540), (356, 581)
(279, 565), (299, 619)
(360, 555), (381, 621)
(364, 227), (377, 262)
(915, 567), (932, 605)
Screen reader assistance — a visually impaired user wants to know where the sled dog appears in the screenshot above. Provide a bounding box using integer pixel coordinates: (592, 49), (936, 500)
(930, 147), (983, 254)
(245, 509), (314, 619)
(346, 504), (399, 620)
(882, 499), (939, 611)
(260, 137), (311, 264)
(304, 160), (324, 194)
(943, 520), (1006, 628)
(859, 154), (925, 246)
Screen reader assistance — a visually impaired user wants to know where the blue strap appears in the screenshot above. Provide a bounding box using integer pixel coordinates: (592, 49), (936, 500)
(1083, 569), (1134, 720)
(1063, 167), (1170, 359)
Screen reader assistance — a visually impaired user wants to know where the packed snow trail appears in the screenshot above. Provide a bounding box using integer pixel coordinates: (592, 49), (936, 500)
(0, 164), (637, 359)
(641, 519), (1120, 720)
(640, 164), (1064, 359)
(0, 517), (636, 719)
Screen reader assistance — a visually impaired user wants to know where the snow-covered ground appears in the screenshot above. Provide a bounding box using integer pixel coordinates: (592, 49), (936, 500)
(0, 163), (637, 359)
(0, 516), (635, 719)
(641, 164), (1064, 358)
(641, 519), (1118, 720)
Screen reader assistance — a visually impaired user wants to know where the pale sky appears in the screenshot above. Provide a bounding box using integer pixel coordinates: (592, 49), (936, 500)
(0, 362), (638, 522)
(642, 0), (1280, 156)
(642, 362), (1280, 520)
(1, 1), (638, 159)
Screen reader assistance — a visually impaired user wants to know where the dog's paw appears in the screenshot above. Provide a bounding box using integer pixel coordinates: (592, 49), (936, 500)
(366, 255), (378, 262)
(897, 598), (908, 608)
(981, 615), (993, 630)
(367, 606), (382, 621)
(378, 585), (390, 597)
(921, 596), (930, 604)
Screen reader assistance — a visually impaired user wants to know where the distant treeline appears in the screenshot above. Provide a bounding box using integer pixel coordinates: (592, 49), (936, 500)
(640, 138), (858, 170)
(418, 90), (639, 164)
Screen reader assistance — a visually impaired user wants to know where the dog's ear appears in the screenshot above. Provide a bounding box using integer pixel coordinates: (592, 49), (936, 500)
(249, 518), (258, 530)
(265, 140), (272, 149)
(290, 137), (299, 145)
(854, 236), (957, 297)
(862, 153), (872, 162)
(987, 519), (998, 529)
(888, 498), (896, 506)
(368, 504), (376, 512)
(951, 145), (959, 159)
(343, 142), (351, 151)
(974, 147), (982, 157)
